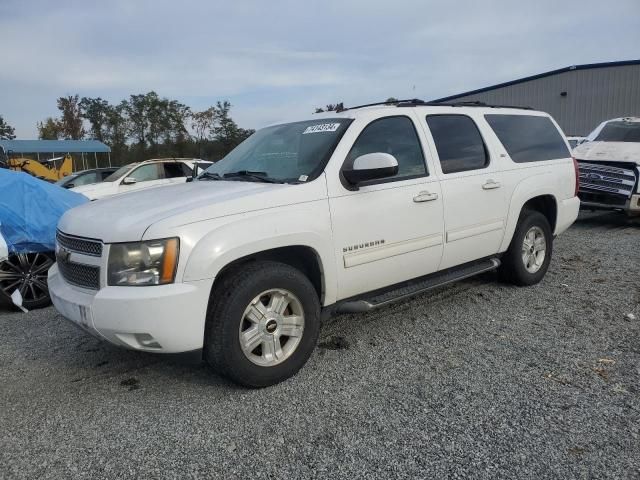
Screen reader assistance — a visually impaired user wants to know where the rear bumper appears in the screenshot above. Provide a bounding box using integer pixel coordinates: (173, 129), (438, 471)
(49, 264), (213, 353)
(555, 196), (581, 235)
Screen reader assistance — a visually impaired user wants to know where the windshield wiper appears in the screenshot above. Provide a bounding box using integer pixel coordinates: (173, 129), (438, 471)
(198, 171), (224, 181)
(223, 170), (282, 183)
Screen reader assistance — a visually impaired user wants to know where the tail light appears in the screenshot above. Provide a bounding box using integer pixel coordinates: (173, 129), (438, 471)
(572, 157), (580, 196)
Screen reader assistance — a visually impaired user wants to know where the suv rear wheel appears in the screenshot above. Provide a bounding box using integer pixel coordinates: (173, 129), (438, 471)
(500, 210), (553, 286)
(204, 261), (321, 388)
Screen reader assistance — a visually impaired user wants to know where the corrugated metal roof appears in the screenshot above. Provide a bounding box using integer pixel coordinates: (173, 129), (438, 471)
(0, 139), (111, 154)
(433, 59), (640, 102)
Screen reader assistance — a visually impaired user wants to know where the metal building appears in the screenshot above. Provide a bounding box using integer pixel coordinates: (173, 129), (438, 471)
(433, 60), (640, 136)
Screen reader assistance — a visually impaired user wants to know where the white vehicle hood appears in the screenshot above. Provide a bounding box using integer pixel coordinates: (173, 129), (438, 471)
(573, 141), (640, 165)
(58, 180), (325, 242)
(71, 181), (119, 198)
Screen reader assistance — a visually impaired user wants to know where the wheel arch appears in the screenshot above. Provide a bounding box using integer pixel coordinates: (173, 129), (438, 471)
(212, 245), (326, 304)
(521, 195), (557, 231)
(500, 174), (560, 252)
(182, 218), (336, 306)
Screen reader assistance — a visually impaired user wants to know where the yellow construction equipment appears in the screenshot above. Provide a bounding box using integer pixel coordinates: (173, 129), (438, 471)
(7, 154), (73, 182)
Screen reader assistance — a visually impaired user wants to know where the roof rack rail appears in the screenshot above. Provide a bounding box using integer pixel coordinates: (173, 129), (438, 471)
(338, 98), (533, 112)
(423, 100), (534, 110)
(337, 98), (421, 112)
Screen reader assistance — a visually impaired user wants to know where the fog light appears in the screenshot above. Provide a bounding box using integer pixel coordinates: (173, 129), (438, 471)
(135, 333), (162, 349)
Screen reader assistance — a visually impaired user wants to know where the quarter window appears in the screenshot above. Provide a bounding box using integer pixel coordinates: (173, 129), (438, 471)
(426, 115), (488, 174)
(485, 114), (570, 162)
(345, 116), (427, 181)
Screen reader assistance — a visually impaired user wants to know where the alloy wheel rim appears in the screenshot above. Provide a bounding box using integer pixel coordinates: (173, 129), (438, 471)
(521, 226), (546, 274)
(238, 288), (305, 367)
(0, 253), (53, 302)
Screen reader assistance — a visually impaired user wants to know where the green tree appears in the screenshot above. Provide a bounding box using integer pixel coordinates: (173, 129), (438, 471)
(0, 115), (16, 140)
(79, 97), (110, 141)
(125, 92), (152, 147)
(106, 102), (128, 147)
(315, 102), (345, 113)
(191, 107), (216, 142)
(37, 117), (63, 140)
(212, 101), (253, 154)
(57, 95), (85, 139)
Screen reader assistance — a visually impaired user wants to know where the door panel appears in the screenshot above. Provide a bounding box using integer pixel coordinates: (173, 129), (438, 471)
(422, 114), (508, 269)
(438, 172), (506, 268)
(329, 178), (444, 300)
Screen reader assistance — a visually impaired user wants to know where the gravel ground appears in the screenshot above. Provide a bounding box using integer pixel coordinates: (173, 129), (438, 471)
(1, 211), (639, 479)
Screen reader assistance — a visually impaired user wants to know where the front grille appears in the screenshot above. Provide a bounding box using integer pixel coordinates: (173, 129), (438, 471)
(56, 231), (103, 257)
(577, 161), (637, 198)
(57, 258), (100, 290)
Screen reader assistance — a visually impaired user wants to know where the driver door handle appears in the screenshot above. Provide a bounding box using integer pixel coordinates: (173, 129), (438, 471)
(413, 191), (438, 203)
(482, 180), (501, 190)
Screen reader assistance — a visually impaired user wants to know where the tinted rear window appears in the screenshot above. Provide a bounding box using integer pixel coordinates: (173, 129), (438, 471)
(485, 114), (569, 162)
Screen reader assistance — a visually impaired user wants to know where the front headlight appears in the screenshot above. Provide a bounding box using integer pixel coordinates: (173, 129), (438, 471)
(108, 238), (179, 286)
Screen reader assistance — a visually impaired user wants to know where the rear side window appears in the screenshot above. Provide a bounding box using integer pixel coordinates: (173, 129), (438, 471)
(426, 115), (488, 174)
(485, 114), (569, 162)
(163, 162), (186, 178)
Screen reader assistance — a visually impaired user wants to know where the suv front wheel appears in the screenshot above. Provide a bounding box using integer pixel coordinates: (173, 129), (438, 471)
(500, 210), (553, 286)
(204, 261), (321, 388)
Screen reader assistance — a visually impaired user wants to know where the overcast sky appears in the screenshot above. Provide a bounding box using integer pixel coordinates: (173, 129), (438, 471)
(1, 0), (639, 138)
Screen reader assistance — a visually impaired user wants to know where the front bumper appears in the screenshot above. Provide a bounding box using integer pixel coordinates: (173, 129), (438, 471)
(48, 264), (213, 353)
(579, 194), (640, 214)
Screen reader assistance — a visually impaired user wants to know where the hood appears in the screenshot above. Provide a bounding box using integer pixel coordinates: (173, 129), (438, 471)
(58, 179), (326, 242)
(71, 181), (118, 197)
(573, 141), (640, 165)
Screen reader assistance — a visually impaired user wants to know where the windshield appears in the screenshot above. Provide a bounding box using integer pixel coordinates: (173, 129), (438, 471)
(104, 163), (138, 182)
(594, 121), (640, 142)
(55, 174), (78, 186)
(201, 118), (352, 183)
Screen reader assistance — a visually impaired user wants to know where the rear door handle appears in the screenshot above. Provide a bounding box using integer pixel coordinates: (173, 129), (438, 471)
(413, 191), (438, 202)
(482, 180), (501, 190)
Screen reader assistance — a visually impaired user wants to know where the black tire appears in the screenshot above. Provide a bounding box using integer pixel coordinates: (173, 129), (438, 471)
(0, 252), (54, 310)
(499, 210), (553, 286)
(204, 261), (321, 388)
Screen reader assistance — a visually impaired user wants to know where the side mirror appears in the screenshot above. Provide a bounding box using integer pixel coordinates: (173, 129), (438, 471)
(122, 177), (137, 185)
(65, 183), (74, 189)
(343, 153), (399, 185)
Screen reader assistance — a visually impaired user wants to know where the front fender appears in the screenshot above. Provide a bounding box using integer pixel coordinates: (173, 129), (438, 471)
(500, 172), (559, 252)
(182, 205), (337, 305)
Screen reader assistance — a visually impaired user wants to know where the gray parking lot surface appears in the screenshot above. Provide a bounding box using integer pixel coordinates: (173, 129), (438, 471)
(1, 211), (639, 479)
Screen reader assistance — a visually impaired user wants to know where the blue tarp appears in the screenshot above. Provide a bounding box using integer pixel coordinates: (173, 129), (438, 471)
(0, 170), (88, 253)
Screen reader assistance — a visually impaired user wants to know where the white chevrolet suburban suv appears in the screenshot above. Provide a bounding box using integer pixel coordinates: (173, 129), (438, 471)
(49, 100), (580, 387)
(574, 117), (640, 215)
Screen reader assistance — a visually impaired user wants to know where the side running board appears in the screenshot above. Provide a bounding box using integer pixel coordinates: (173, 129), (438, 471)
(335, 258), (500, 314)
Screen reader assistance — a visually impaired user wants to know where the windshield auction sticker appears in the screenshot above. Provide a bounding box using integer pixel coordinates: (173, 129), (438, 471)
(303, 123), (341, 134)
